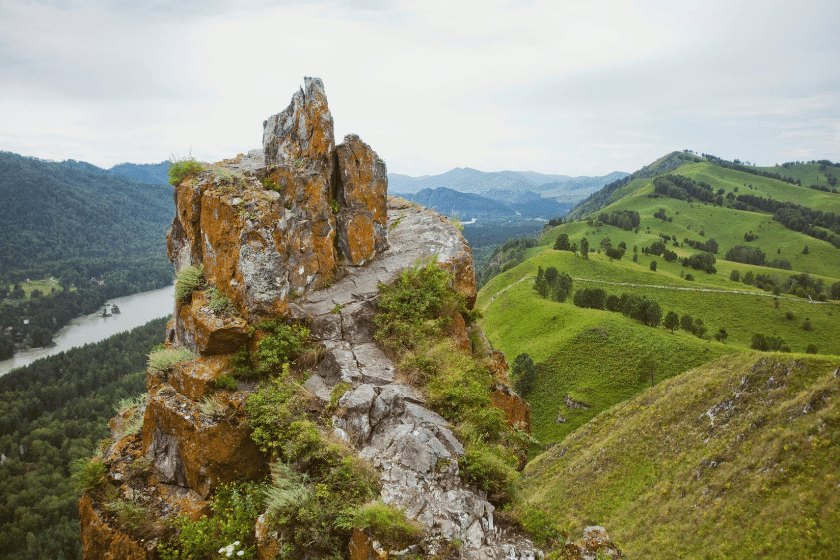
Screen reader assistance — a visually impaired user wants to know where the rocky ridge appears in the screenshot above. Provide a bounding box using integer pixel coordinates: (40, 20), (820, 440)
(79, 78), (620, 560)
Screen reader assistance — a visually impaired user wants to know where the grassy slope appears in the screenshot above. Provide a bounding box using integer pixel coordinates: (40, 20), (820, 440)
(478, 161), (840, 447)
(520, 353), (840, 559)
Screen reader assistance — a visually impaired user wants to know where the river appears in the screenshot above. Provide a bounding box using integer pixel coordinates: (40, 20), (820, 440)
(0, 284), (175, 376)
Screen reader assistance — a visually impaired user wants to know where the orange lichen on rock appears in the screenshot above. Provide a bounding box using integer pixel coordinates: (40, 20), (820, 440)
(141, 388), (267, 498)
(167, 354), (234, 400)
(349, 528), (389, 560)
(178, 291), (249, 356)
(79, 493), (152, 560)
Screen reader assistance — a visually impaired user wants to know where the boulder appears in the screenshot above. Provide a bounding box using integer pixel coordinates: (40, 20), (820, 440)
(79, 493), (152, 560)
(177, 291), (249, 356)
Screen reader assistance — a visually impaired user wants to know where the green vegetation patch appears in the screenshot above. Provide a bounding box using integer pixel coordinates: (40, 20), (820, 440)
(168, 156), (205, 186)
(520, 354), (840, 560)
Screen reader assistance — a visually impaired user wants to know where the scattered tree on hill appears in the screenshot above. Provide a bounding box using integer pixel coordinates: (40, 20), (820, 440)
(729, 269), (740, 282)
(664, 311), (679, 333)
(714, 328), (729, 342)
(580, 237), (589, 259)
(751, 333), (789, 352)
(726, 245), (767, 266)
(534, 267), (573, 302)
(553, 233), (571, 251)
(802, 245), (809, 255)
(511, 353), (537, 397)
(650, 260), (657, 272)
(573, 287), (606, 309)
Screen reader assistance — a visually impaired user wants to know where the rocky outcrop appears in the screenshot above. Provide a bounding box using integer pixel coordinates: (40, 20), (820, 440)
(167, 77), (389, 345)
(82, 78), (538, 560)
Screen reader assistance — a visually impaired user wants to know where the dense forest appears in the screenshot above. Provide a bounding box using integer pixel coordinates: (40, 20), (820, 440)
(0, 152), (175, 356)
(0, 153), (173, 274)
(0, 317), (167, 560)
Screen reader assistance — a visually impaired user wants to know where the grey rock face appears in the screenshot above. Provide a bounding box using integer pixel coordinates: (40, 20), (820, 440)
(300, 202), (539, 559)
(263, 77), (334, 168)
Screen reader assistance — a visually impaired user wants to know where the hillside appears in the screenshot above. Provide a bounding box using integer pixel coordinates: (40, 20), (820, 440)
(477, 154), (840, 447)
(0, 152), (173, 276)
(519, 353), (840, 559)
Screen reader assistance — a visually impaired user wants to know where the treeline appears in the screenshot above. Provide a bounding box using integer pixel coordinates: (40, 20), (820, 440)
(731, 194), (840, 248)
(729, 268), (840, 301)
(702, 153), (800, 185)
(724, 245), (791, 270)
(653, 175), (723, 206)
(0, 317), (167, 560)
(595, 210), (641, 231)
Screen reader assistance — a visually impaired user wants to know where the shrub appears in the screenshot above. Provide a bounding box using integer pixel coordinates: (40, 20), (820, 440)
(206, 286), (235, 315)
(168, 157), (204, 186)
(175, 265), (204, 301)
(254, 321), (310, 374)
(213, 374), (238, 391)
(801, 318), (812, 331)
(158, 482), (263, 560)
(730, 269), (740, 282)
(374, 256), (464, 350)
(341, 501), (423, 551)
(72, 457), (107, 493)
(147, 347), (196, 376)
(806, 343), (818, 354)
(458, 437), (519, 506)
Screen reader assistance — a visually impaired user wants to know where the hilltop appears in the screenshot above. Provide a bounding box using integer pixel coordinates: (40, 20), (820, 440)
(478, 152), (840, 446)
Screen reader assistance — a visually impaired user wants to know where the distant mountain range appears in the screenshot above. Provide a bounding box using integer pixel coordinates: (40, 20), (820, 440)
(389, 168), (628, 221)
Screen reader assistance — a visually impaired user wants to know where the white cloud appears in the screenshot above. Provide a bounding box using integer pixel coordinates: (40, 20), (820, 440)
(0, 0), (838, 174)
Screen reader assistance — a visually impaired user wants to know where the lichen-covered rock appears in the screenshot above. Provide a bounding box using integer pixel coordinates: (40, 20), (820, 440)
(561, 526), (624, 559)
(177, 291), (249, 356)
(141, 388), (267, 497)
(79, 493), (153, 560)
(349, 528), (389, 560)
(334, 134), (389, 265)
(168, 354), (234, 400)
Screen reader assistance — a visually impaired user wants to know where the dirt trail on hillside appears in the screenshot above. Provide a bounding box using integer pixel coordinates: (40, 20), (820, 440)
(486, 275), (830, 305)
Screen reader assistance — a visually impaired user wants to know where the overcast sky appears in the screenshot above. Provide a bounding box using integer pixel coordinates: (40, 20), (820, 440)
(1, 0), (838, 177)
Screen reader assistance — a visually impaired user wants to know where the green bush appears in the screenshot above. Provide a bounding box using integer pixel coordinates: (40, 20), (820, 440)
(458, 438), (519, 506)
(342, 500), (424, 551)
(168, 157), (204, 186)
(147, 347), (196, 376)
(255, 320), (311, 374)
(206, 286), (235, 315)
(374, 256), (464, 350)
(246, 378), (319, 461)
(175, 265), (204, 301)
(213, 373), (238, 391)
(72, 457), (107, 493)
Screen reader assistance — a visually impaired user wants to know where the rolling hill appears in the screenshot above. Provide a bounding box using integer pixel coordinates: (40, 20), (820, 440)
(475, 152), (840, 558)
(478, 153), (840, 446)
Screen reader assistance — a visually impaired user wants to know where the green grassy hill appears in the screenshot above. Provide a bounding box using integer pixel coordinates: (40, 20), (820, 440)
(478, 155), (840, 448)
(519, 353), (840, 559)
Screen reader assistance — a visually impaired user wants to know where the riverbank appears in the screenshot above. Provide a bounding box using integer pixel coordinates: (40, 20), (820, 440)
(0, 284), (174, 376)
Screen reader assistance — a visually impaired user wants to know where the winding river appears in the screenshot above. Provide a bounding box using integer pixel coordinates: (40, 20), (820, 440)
(0, 284), (175, 376)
